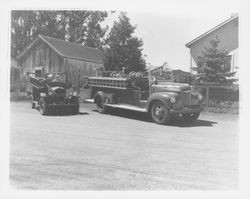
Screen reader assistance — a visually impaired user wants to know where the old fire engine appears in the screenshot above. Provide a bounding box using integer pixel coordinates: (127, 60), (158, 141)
(84, 66), (203, 125)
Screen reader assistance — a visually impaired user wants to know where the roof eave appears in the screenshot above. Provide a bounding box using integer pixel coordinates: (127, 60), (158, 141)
(16, 34), (104, 64)
(62, 55), (103, 64)
(16, 36), (40, 59)
(185, 15), (238, 48)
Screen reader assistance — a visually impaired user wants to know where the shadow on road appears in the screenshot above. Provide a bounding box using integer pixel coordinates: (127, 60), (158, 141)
(35, 108), (89, 116)
(93, 108), (217, 127)
(168, 118), (217, 127)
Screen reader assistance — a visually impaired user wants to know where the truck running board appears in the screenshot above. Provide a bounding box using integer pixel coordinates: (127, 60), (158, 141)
(84, 99), (94, 103)
(106, 104), (147, 112)
(84, 99), (147, 112)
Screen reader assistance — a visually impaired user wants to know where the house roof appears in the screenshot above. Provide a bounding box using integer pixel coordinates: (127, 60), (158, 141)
(185, 14), (238, 48)
(17, 35), (104, 64)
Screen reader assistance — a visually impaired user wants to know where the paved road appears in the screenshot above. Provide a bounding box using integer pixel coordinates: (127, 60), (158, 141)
(10, 102), (238, 190)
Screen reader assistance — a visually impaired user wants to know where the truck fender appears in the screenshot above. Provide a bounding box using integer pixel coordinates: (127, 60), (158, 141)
(146, 92), (175, 112)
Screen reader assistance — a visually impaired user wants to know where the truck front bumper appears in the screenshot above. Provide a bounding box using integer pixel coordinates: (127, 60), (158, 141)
(170, 106), (201, 114)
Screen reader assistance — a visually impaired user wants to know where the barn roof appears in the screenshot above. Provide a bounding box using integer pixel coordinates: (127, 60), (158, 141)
(185, 14), (238, 48)
(17, 35), (104, 64)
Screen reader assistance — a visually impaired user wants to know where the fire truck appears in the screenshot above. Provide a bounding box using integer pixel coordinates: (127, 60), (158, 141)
(84, 66), (203, 125)
(27, 68), (79, 115)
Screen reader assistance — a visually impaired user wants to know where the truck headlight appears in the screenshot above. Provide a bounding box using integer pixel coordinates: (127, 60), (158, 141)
(40, 93), (46, 97)
(170, 96), (176, 103)
(66, 89), (73, 96)
(73, 91), (78, 96)
(198, 94), (203, 101)
(48, 90), (53, 96)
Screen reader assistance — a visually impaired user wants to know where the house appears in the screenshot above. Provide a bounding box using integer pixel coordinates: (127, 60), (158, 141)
(185, 14), (238, 78)
(16, 35), (104, 89)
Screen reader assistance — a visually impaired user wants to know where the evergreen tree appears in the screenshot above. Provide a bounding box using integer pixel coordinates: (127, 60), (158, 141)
(192, 37), (237, 84)
(104, 12), (146, 72)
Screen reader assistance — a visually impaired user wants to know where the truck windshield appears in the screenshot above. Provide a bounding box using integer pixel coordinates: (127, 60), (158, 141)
(46, 74), (66, 83)
(150, 71), (174, 82)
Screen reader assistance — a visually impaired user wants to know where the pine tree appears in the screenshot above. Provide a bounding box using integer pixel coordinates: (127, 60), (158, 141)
(192, 37), (237, 84)
(104, 12), (146, 72)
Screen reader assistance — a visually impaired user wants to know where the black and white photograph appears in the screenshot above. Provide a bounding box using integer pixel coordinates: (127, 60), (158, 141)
(1, 0), (250, 198)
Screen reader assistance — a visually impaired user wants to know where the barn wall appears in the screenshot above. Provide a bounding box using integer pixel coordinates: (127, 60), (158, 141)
(19, 39), (63, 76)
(63, 58), (103, 89)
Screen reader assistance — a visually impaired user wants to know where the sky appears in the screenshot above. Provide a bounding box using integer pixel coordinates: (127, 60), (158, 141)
(95, 0), (246, 72)
(103, 11), (237, 72)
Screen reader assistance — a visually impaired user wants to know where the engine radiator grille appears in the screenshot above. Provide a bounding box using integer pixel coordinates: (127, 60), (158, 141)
(182, 91), (199, 106)
(182, 91), (191, 106)
(56, 94), (65, 104)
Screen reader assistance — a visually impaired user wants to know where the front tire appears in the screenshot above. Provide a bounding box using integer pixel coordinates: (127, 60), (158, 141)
(72, 102), (79, 114)
(31, 96), (36, 109)
(39, 98), (49, 115)
(182, 112), (200, 122)
(150, 101), (171, 125)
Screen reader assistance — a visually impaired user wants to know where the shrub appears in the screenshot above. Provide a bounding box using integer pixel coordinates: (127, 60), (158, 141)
(10, 91), (31, 101)
(10, 77), (28, 92)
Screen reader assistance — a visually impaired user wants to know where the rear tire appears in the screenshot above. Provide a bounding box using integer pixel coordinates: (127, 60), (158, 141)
(96, 96), (108, 113)
(31, 101), (35, 109)
(39, 98), (49, 115)
(150, 101), (171, 125)
(182, 112), (200, 122)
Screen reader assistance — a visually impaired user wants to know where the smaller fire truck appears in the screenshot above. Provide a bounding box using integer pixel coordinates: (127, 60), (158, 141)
(84, 66), (203, 125)
(27, 68), (79, 115)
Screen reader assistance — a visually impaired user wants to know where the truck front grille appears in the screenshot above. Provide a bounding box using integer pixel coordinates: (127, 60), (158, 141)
(182, 91), (191, 106)
(56, 94), (65, 104)
(182, 91), (199, 106)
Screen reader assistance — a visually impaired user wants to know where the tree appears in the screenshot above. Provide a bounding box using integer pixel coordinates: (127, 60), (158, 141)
(11, 10), (109, 58)
(104, 12), (146, 72)
(192, 37), (237, 84)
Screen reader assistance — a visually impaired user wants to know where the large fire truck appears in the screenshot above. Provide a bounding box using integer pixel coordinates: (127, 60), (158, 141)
(84, 66), (203, 125)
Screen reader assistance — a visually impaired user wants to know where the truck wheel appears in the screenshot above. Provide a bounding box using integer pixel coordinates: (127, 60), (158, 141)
(72, 102), (79, 114)
(182, 112), (200, 122)
(31, 96), (36, 109)
(96, 97), (108, 114)
(39, 98), (48, 115)
(31, 101), (35, 109)
(150, 101), (171, 125)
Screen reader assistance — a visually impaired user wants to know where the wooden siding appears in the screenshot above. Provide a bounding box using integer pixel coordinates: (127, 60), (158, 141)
(18, 38), (104, 90)
(19, 39), (63, 76)
(64, 58), (103, 89)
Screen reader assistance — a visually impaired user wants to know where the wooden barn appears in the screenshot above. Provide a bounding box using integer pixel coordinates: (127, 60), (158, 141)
(16, 34), (104, 89)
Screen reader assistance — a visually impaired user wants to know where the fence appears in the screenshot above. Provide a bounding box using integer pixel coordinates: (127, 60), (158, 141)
(192, 84), (239, 108)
